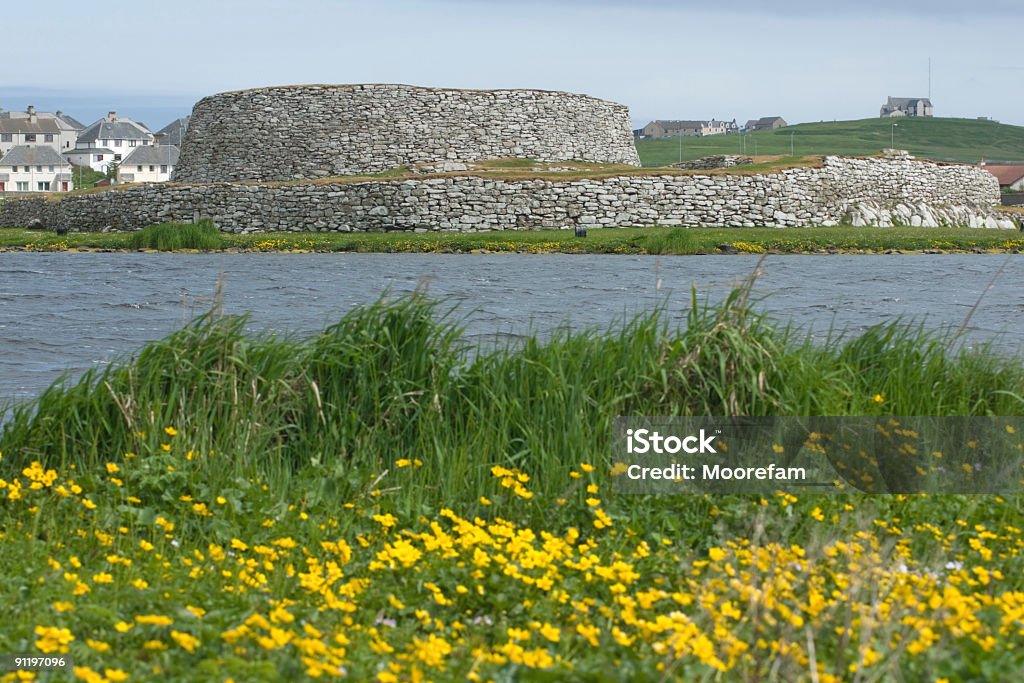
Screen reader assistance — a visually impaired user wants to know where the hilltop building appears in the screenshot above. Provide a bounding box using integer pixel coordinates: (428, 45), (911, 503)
(0, 145), (74, 192)
(744, 117), (787, 132)
(880, 97), (933, 118)
(640, 119), (737, 139)
(0, 105), (83, 157)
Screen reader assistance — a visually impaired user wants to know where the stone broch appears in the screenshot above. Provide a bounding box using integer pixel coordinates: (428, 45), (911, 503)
(173, 84), (642, 183)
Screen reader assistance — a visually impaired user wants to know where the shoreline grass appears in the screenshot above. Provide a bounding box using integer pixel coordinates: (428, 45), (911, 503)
(2, 224), (1024, 255)
(4, 294), (1024, 680)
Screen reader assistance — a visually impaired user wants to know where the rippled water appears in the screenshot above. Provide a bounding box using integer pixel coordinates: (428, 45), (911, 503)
(2, 253), (1023, 406)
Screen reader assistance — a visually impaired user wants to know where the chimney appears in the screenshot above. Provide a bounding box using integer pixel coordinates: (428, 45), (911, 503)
(107, 111), (117, 121)
(154, 133), (166, 146)
(27, 105), (35, 115)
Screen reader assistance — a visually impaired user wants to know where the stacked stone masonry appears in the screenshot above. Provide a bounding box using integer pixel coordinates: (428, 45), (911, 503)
(1, 157), (1014, 233)
(174, 84), (642, 182)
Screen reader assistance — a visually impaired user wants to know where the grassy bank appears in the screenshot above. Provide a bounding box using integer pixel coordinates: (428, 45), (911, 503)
(2, 224), (1023, 255)
(636, 117), (1024, 165)
(3, 293), (1024, 680)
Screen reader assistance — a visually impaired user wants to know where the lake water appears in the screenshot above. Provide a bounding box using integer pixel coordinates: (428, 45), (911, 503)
(2, 253), (1023, 406)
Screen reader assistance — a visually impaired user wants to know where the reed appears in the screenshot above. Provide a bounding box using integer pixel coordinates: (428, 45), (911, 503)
(126, 219), (225, 250)
(4, 289), (1023, 512)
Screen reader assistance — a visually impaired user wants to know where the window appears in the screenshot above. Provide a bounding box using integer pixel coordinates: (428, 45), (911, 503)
(149, 165), (155, 172)
(160, 165), (168, 173)
(0, 133), (11, 142)
(36, 165), (42, 172)
(25, 134), (36, 142)
(44, 134), (54, 142)
(48, 165), (54, 172)
(114, 154), (122, 161)
(137, 165), (143, 172)
(103, 139), (109, 146)
(114, 139), (122, 147)
(16, 181), (29, 191)
(129, 140), (137, 147)
(97, 155), (104, 161)
(37, 181), (51, 191)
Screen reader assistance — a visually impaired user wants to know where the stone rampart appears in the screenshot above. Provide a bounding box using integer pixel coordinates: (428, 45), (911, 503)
(173, 84), (641, 182)
(0, 156), (1013, 233)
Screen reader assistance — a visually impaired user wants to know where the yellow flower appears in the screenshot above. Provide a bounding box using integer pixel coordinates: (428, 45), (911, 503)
(872, 393), (885, 403)
(105, 462), (120, 474)
(171, 629), (201, 653)
(105, 669), (129, 682)
(86, 639), (111, 653)
(92, 573), (113, 584)
(161, 443), (172, 452)
(34, 625), (74, 653)
(539, 623), (561, 643)
(165, 426), (178, 436)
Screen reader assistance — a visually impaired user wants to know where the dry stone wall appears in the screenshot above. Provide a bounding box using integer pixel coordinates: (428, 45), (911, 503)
(1, 157), (1013, 233)
(174, 84), (642, 183)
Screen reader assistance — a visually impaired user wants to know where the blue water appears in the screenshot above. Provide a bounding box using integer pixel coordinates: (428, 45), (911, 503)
(2, 253), (1022, 405)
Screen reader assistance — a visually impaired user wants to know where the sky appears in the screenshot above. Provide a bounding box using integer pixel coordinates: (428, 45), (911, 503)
(2, 0), (1023, 131)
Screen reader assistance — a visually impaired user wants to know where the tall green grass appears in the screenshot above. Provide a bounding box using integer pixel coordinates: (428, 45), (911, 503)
(4, 287), (1024, 511)
(127, 219), (225, 250)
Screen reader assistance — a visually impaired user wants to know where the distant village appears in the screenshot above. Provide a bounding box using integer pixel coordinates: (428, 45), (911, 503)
(0, 105), (188, 193)
(635, 96), (936, 141)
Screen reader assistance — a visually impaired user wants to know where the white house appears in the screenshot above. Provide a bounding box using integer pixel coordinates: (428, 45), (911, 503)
(117, 145), (180, 183)
(0, 105), (83, 157)
(64, 147), (116, 173)
(73, 111), (154, 171)
(0, 145), (74, 193)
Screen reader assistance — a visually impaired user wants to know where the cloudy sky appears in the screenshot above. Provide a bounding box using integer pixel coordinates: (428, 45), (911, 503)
(3, 0), (1022, 130)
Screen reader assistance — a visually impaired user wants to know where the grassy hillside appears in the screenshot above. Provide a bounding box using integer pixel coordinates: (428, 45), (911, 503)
(636, 117), (1024, 166)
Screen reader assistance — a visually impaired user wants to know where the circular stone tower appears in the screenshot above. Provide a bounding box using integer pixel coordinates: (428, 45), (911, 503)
(173, 84), (642, 183)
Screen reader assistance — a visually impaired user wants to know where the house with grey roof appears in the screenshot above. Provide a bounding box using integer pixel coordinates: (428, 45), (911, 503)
(117, 145), (180, 184)
(880, 97), (933, 118)
(74, 111), (154, 171)
(64, 147), (117, 172)
(744, 117), (787, 132)
(0, 105), (82, 156)
(0, 145), (74, 193)
(155, 116), (190, 147)
(641, 119), (736, 139)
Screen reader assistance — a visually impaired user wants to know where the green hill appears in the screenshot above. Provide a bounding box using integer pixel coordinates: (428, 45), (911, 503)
(635, 117), (1024, 166)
